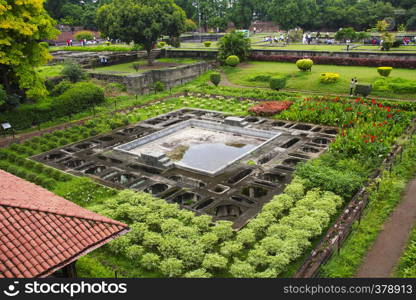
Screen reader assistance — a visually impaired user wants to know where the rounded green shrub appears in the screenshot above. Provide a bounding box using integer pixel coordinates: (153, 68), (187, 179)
(210, 72), (221, 86)
(158, 41), (166, 48)
(269, 76), (287, 91)
(52, 80), (72, 96)
(204, 41), (212, 47)
(377, 67), (393, 77)
(225, 55), (240, 67)
(296, 59), (313, 72)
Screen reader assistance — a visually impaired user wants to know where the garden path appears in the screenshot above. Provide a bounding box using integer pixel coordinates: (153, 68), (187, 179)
(356, 178), (416, 277)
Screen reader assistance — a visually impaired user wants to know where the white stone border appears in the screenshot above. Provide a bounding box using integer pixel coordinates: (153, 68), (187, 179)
(115, 119), (282, 176)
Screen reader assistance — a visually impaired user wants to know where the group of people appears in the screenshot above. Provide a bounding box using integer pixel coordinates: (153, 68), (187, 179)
(65, 36), (97, 47)
(263, 33), (288, 44)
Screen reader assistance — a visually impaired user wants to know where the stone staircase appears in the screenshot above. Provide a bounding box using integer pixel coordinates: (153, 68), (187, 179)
(141, 151), (173, 169)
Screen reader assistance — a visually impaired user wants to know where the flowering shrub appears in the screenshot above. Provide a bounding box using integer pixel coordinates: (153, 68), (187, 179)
(319, 73), (340, 84)
(250, 54), (416, 69)
(248, 101), (293, 116)
(279, 96), (413, 158)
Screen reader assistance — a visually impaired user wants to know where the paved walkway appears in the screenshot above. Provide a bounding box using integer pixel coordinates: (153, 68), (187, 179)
(356, 178), (416, 277)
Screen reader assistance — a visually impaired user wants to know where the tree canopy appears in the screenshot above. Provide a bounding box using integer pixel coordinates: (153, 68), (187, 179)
(0, 0), (59, 100)
(97, 0), (186, 62)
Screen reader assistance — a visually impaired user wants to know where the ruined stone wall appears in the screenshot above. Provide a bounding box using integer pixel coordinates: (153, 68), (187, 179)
(89, 61), (213, 94)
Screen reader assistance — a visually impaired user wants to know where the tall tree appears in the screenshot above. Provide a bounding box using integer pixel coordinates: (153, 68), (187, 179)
(0, 0), (59, 99)
(97, 0), (186, 64)
(230, 0), (255, 29)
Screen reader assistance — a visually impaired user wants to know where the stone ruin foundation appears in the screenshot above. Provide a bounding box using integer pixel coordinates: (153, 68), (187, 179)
(32, 108), (338, 229)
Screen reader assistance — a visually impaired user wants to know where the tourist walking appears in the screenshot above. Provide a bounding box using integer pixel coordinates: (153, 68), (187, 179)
(349, 78), (356, 96)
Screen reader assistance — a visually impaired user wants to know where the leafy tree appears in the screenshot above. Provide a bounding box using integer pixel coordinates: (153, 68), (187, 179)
(211, 220), (234, 241)
(335, 27), (357, 42)
(0, 85), (6, 107)
(185, 18), (197, 31)
(0, 0), (59, 99)
(202, 253), (228, 271)
(220, 241), (243, 257)
(236, 228), (256, 246)
(159, 258), (184, 277)
(140, 253), (161, 271)
(97, 0), (186, 65)
(183, 268), (212, 278)
(229, 260), (256, 278)
(218, 31), (251, 63)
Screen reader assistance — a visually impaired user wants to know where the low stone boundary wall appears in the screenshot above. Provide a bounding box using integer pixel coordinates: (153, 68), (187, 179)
(166, 48), (416, 62)
(89, 61), (213, 94)
(51, 50), (150, 68)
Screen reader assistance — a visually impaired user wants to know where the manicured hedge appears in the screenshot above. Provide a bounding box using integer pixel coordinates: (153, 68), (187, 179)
(0, 82), (104, 130)
(250, 54), (416, 69)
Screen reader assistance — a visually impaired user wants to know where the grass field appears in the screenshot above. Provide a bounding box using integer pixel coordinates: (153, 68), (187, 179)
(223, 61), (416, 100)
(91, 58), (200, 74)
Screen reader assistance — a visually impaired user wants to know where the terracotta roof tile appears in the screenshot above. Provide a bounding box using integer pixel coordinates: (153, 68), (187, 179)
(0, 170), (129, 278)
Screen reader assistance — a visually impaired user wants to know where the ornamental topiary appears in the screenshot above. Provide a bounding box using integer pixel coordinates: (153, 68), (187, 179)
(377, 67), (393, 77)
(210, 72), (221, 86)
(296, 59), (313, 72)
(204, 41), (212, 47)
(269, 75), (287, 90)
(225, 55), (240, 67)
(319, 73), (340, 84)
(355, 84), (372, 97)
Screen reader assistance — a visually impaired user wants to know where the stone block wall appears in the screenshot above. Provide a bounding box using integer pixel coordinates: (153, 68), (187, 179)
(89, 61), (213, 94)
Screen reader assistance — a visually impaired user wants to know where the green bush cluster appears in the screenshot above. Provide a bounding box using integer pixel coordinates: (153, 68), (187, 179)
(373, 77), (416, 94)
(53, 82), (105, 115)
(51, 80), (72, 96)
(269, 76), (287, 91)
(225, 55), (240, 67)
(61, 61), (87, 83)
(230, 187), (342, 277)
(204, 41), (212, 48)
(296, 59), (313, 72)
(218, 31), (251, 63)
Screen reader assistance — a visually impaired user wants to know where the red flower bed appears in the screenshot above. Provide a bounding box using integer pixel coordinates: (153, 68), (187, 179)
(250, 54), (416, 69)
(248, 101), (293, 116)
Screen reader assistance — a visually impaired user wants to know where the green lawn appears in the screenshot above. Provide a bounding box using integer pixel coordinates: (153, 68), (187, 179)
(92, 58), (200, 74)
(223, 61), (416, 100)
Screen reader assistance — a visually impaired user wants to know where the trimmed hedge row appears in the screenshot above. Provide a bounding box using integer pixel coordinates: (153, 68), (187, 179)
(0, 82), (104, 130)
(250, 54), (416, 69)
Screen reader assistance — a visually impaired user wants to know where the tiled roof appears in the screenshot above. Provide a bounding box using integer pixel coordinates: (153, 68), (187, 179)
(0, 170), (129, 278)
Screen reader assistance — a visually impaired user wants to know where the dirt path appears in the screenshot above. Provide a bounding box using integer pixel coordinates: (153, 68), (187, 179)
(356, 178), (416, 277)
